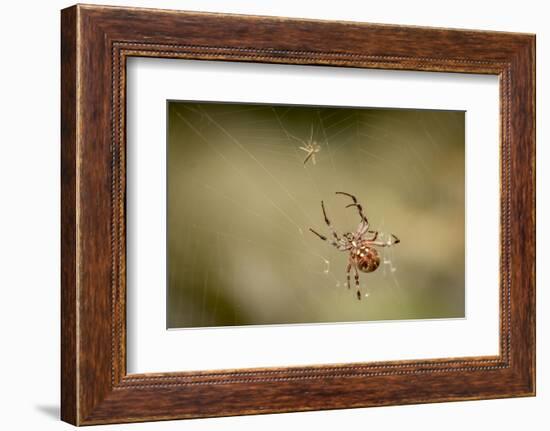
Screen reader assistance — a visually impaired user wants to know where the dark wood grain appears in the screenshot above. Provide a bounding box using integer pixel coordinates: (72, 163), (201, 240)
(60, 5), (77, 425)
(61, 4), (535, 425)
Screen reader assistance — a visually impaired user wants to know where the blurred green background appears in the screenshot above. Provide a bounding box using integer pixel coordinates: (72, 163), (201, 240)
(167, 101), (465, 328)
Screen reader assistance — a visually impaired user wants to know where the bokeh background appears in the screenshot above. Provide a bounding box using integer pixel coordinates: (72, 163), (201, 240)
(167, 101), (465, 328)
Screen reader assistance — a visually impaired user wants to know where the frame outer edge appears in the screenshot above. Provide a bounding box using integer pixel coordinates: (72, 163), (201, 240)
(526, 35), (536, 396)
(505, 35), (536, 395)
(61, 4), (80, 426)
(522, 34), (536, 395)
(531, 34), (536, 396)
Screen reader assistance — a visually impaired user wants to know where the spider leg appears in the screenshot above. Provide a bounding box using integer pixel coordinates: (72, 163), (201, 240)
(369, 233), (400, 247)
(356, 220), (371, 236)
(303, 151), (314, 165)
(309, 228), (345, 250)
(309, 228), (327, 241)
(321, 201), (341, 242)
(346, 262), (352, 289)
(336, 192), (369, 228)
(353, 264), (361, 300)
(311, 201), (354, 250)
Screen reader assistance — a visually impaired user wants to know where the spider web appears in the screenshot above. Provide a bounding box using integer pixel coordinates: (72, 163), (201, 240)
(167, 102), (465, 328)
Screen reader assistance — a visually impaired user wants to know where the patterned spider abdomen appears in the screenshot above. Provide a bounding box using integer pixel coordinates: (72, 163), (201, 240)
(353, 246), (380, 273)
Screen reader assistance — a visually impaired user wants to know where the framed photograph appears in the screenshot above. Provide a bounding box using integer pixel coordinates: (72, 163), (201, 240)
(61, 4), (535, 425)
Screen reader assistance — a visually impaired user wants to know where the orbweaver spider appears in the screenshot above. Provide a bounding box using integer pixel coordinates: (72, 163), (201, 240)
(310, 192), (401, 300)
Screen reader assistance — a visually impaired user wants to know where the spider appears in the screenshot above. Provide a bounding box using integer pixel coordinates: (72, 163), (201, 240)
(310, 192), (400, 300)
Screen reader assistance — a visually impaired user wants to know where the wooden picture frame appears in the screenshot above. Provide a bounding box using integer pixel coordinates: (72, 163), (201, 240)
(61, 4), (535, 425)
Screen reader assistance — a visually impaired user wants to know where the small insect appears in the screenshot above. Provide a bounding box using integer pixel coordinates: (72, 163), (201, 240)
(299, 142), (321, 165)
(298, 125), (321, 165)
(310, 192), (400, 300)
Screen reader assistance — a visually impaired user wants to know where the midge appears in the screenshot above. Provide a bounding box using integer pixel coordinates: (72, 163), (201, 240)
(310, 192), (400, 300)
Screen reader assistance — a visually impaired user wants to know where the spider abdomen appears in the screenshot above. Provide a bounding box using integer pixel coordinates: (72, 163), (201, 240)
(353, 246), (380, 273)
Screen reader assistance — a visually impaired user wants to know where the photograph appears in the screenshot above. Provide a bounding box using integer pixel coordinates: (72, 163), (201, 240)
(167, 101), (466, 328)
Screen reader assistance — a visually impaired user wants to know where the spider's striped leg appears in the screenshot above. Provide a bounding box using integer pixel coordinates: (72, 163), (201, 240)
(309, 228), (341, 249)
(356, 219), (376, 238)
(346, 262), (352, 289)
(353, 265), (361, 300)
(357, 223), (379, 244)
(309, 228), (327, 241)
(336, 192), (369, 228)
(321, 200), (341, 242)
(370, 233), (400, 247)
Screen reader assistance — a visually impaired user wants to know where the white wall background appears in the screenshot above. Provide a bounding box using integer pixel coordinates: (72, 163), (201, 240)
(0, 0), (546, 429)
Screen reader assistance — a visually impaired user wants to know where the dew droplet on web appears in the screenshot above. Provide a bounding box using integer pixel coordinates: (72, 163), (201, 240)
(323, 259), (330, 274)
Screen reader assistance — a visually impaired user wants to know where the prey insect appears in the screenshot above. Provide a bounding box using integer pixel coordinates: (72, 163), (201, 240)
(310, 192), (400, 300)
(298, 126), (322, 165)
(272, 109), (322, 166)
